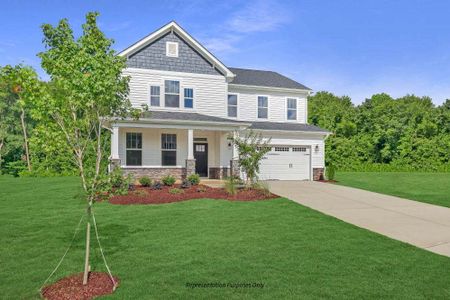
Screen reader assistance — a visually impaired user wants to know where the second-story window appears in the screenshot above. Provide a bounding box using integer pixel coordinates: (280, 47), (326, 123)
(184, 88), (193, 108)
(165, 80), (180, 107)
(228, 94), (237, 117)
(258, 96), (268, 119)
(150, 86), (160, 106)
(287, 98), (297, 120)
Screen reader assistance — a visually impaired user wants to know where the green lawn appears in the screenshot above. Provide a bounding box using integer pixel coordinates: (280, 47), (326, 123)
(335, 172), (450, 208)
(1, 176), (450, 299)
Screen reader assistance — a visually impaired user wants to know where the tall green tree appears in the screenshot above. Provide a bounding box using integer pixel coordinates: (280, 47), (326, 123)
(36, 12), (134, 285)
(0, 65), (40, 174)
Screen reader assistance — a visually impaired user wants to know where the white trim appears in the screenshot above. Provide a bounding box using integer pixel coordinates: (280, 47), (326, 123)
(257, 95), (269, 120)
(124, 67), (225, 81)
(285, 97), (298, 122)
(111, 126), (120, 159)
(227, 93), (239, 119)
(118, 21), (235, 79)
(229, 83), (311, 94)
(166, 41), (179, 57)
(121, 165), (183, 169)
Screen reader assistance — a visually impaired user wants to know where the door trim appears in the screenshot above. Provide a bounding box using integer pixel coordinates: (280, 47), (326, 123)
(194, 142), (208, 177)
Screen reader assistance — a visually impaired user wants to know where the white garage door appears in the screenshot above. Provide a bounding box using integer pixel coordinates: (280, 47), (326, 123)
(258, 146), (311, 180)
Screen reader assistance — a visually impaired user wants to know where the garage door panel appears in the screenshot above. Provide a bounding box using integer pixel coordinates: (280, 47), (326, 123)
(258, 146), (310, 180)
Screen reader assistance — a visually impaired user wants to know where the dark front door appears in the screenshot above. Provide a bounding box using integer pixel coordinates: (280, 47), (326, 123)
(194, 143), (208, 177)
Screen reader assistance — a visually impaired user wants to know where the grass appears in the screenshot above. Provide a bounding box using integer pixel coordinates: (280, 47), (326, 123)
(335, 172), (450, 208)
(1, 176), (450, 299)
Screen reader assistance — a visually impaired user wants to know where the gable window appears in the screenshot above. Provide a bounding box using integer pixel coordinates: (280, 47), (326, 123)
(165, 80), (180, 107)
(184, 88), (194, 108)
(228, 94), (238, 117)
(257, 96), (268, 119)
(287, 98), (297, 120)
(166, 42), (179, 57)
(150, 86), (160, 106)
(161, 134), (177, 166)
(126, 132), (142, 166)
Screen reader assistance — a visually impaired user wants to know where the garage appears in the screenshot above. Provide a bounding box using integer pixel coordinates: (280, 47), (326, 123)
(258, 146), (311, 180)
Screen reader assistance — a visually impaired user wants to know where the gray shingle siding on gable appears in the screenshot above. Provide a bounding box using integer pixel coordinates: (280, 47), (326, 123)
(229, 67), (311, 90)
(126, 32), (223, 76)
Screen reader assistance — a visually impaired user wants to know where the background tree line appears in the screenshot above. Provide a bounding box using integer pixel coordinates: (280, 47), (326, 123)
(308, 92), (450, 172)
(1, 72), (449, 176)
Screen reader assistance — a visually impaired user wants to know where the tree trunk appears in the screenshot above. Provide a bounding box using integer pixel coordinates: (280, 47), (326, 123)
(20, 108), (31, 171)
(82, 203), (92, 285)
(0, 139), (3, 173)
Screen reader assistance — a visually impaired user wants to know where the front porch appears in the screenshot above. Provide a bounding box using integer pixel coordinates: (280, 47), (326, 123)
(110, 113), (247, 179)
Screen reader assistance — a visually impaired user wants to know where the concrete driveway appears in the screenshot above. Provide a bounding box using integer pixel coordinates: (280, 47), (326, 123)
(267, 181), (450, 257)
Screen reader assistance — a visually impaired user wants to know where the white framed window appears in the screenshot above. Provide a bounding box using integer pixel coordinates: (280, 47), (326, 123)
(161, 133), (177, 166)
(184, 88), (193, 108)
(126, 132), (142, 166)
(258, 96), (268, 119)
(150, 86), (160, 106)
(287, 98), (297, 120)
(166, 41), (179, 57)
(274, 146), (289, 152)
(228, 94), (238, 117)
(164, 80), (180, 107)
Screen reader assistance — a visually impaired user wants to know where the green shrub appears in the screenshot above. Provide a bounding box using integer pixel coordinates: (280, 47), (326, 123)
(252, 181), (271, 197)
(169, 188), (184, 194)
(162, 175), (176, 186)
(110, 168), (133, 195)
(224, 176), (238, 196)
(187, 173), (200, 185)
(139, 176), (152, 187)
(326, 164), (336, 180)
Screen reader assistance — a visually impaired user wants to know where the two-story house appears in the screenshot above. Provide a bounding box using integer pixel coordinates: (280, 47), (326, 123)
(110, 21), (329, 181)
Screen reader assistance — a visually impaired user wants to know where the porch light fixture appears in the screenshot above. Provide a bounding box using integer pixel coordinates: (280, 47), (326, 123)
(315, 144), (319, 153)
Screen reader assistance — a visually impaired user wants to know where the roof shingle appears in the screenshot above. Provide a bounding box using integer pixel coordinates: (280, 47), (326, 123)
(229, 67), (311, 90)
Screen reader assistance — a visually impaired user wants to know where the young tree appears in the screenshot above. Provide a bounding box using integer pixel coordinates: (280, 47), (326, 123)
(230, 130), (271, 185)
(0, 65), (40, 173)
(36, 12), (136, 285)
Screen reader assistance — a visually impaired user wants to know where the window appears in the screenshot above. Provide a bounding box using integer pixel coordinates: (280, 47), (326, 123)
(150, 86), (160, 106)
(292, 147), (307, 152)
(166, 42), (178, 57)
(184, 88), (193, 108)
(228, 94), (238, 117)
(165, 80), (180, 107)
(287, 98), (297, 120)
(126, 133), (142, 166)
(274, 146), (289, 152)
(161, 134), (177, 166)
(258, 96), (268, 119)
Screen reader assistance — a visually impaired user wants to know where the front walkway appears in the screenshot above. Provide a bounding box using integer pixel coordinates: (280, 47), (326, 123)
(267, 181), (450, 257)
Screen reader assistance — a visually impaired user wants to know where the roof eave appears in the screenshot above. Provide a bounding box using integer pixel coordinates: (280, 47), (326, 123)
(229, 83), (312, 94)
(118, 21), (235, 80)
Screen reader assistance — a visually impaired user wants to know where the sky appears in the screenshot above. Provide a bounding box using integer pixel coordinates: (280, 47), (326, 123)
(1, 0), (449, 105)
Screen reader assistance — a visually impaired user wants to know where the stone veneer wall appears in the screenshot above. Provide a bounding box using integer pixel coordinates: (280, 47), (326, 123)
(209, 167), (230, 179)
(313, 168), (324, 181)
(122, 167), (185, 180)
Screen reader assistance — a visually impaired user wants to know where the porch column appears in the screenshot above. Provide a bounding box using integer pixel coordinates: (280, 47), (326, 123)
(230, 130), (240, 177)
(109, 125), (121, 171)
(185, 129), (196, 177)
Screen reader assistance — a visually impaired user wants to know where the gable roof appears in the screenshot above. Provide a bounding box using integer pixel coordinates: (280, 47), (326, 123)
(229, 67), (311, 91)
(118, 21), (235, 80)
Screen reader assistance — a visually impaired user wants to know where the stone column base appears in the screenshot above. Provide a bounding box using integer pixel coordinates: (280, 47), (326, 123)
(209, 167), (230, 179)
(109, 158), (121, 173)
(313, 168), (324, 181)
(230, 159), (240, 178)
(185, 159), (196, 177)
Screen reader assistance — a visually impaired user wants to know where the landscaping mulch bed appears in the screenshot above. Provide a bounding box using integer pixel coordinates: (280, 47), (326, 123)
(41, 272), (119, 300)
(109, 184), (278, 205)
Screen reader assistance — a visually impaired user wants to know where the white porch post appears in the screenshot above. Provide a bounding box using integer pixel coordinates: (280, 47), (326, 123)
(187, 129), (194, 159)
(111, 125), (120, 160)
(232, 130), (239, 159)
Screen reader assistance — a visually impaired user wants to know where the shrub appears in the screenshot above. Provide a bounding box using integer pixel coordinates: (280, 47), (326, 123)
(109, 168), (133, 195)
(224, 176), (238, 196)
(252, 181), (271, 197)
(197, 186), (207, 193)
(187, 173), (200, 185)
(169, 188), (184, 194)
(326, 164), (336, 181)
(181, 179), (191, 189)
(139, 176), (152, 187)
(162, 175), (176, 186)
